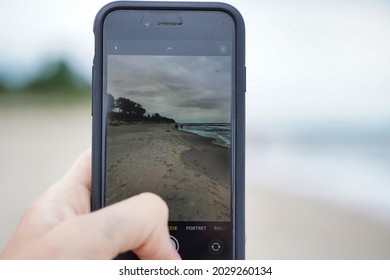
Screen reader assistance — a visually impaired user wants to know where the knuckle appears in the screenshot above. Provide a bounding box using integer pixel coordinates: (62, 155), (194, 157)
(19, 202), (39, 224)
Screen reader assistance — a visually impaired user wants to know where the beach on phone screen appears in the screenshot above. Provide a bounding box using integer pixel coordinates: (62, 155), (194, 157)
(105, 55), (232, 221)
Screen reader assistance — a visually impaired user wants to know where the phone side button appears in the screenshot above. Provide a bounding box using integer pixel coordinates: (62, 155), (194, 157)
(91, 91), (94, 116)
(91, 65), (94, 116)
(244, 65), (246, 93)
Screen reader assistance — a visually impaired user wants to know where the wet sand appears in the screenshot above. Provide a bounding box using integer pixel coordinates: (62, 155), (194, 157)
(106, 123), (231, 221)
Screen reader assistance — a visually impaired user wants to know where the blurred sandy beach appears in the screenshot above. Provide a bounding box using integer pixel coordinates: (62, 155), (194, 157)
(0, 101), (91, 252)
(246, 187), (390, 259)
(1, 103), (390, 259)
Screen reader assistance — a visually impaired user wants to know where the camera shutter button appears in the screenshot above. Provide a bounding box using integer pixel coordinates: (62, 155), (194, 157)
(170, 235), (180, 252)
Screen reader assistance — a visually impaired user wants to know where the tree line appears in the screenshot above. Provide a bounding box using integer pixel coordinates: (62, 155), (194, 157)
(107, 93), (175, 123)
(1, 60), (89, 95)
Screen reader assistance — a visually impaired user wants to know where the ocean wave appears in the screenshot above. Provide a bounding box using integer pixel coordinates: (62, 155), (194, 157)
(182, 124), (231, 148)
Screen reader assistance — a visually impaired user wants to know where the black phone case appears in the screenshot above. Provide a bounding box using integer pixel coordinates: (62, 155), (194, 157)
(91, 1), (245, 260)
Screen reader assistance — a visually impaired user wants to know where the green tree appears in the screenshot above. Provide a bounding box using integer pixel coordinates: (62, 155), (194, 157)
(115, 97), (146, 119)
(23, 60), (89, 93)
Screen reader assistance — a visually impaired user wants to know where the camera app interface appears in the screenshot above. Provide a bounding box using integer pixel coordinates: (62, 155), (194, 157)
(105, 42), (233, 259)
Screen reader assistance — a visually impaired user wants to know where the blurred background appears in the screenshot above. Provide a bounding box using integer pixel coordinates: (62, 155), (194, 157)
(1, 0), (390, 259)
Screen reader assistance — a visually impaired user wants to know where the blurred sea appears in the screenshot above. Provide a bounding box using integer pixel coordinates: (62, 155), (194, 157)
(247, 124), (390, 225)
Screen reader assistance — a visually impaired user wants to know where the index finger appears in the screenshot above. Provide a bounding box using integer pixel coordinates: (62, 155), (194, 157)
(29, 192), (181, 260)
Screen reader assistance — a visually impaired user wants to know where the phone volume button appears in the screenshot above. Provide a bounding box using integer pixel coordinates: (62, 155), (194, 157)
(244, 66), (246, 93)
(91, 65), (95, 116)
(91, 65), (95, 94)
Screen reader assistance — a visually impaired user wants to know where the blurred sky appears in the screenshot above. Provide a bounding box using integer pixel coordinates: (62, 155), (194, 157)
(1, 0), (390, 128)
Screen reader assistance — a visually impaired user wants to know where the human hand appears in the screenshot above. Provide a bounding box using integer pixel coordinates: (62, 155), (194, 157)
(0, 149), (180, 260)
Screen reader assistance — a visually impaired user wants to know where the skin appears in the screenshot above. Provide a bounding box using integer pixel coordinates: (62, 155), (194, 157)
(0, 149), (181, 260)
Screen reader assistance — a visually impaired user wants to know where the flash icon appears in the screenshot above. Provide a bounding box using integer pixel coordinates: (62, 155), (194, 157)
(112, 44), (120, 52)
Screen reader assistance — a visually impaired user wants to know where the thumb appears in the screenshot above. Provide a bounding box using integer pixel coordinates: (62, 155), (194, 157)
(30, 193), (181, 260)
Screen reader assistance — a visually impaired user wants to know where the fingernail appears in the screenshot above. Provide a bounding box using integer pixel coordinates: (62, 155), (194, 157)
(168, 244), (182, 260)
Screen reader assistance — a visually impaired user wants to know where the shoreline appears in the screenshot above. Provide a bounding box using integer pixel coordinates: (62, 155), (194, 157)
(180, 123), (231, 148)
(178, 128), (230, 149)
(105, 123), (231, 221)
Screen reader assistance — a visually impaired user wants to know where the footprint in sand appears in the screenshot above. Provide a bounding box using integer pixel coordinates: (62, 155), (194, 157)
(179, 178), (188, 183)
(194, 173), (201, 177)
(213, 199), (221, 205)
(214, 193), (223, 200)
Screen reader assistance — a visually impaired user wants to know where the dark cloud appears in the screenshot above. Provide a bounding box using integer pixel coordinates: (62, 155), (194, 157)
(108, 55), (231, 123)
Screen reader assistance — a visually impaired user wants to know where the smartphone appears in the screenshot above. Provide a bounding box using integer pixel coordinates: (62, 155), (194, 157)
(91, 1), (245, 260)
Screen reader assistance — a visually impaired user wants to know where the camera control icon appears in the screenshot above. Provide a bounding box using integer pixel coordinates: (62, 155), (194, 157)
(208, 238), (224, 255)
(170, 235), (180, 252)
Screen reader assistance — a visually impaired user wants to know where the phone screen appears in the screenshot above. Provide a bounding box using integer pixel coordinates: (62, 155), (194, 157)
(102, 10), (235, 259)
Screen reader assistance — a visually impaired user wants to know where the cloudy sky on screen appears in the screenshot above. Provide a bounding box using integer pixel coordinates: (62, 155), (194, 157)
(108, 55), (231, 123)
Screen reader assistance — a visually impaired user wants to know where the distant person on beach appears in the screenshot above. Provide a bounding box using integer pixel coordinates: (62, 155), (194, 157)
(0, 149), (181, 260)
